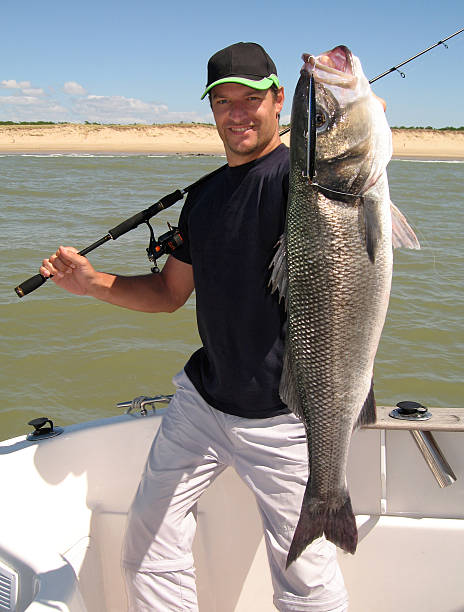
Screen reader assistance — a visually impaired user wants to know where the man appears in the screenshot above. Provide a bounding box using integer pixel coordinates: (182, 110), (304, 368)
(40, 42), (348, 611)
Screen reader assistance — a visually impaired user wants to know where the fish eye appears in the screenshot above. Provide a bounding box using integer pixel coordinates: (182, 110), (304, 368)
(315, 109), (328, 130)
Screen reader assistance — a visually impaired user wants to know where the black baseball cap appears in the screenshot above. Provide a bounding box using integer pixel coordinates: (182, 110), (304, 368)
(201, 42), (280, 99)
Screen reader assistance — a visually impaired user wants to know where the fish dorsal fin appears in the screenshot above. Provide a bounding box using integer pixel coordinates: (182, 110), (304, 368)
(390, 201), (421, 249)
(269, 238), (303, 416)
(268, 234), (288, 308)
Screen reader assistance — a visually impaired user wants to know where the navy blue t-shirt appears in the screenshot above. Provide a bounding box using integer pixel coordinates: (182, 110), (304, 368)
(172, 143), (290, 418)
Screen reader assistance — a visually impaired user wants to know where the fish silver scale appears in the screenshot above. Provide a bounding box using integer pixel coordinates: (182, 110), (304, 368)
(286, 181), (389, 495)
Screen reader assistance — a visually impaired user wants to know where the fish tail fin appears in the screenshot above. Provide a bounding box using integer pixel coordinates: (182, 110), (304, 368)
(286, 493), (357, 569)
(324, 495), (357, 554)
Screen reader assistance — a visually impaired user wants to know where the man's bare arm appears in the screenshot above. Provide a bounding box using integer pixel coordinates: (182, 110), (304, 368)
(40, 247), (194, 313)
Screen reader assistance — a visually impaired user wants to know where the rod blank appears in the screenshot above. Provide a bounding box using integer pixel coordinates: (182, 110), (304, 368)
(369, 27), (464, 83)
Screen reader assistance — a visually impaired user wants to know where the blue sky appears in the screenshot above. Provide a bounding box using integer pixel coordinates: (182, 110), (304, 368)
(1, 0), (463, 127)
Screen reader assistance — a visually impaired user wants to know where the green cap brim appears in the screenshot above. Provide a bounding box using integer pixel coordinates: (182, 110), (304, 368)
(201, 74), (279, 99)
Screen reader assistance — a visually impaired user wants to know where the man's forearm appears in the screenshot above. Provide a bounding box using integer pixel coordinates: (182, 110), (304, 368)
(87, 271), (184, 313)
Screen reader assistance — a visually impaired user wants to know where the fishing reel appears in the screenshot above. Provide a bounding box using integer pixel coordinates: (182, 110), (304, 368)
(146, 221), (183, 273)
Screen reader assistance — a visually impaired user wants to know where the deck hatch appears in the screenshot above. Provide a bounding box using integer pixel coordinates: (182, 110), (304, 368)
(0, 561), (17, 611)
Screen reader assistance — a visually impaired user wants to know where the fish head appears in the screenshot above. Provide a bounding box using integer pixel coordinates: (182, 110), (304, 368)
(293, 45), (392, 195)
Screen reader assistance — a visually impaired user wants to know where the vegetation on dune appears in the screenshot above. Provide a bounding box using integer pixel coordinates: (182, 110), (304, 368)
(0, 121), (65, 125)
(280, 123), (464, 131)
(391, 126), (464, 131)
(0, 121), (463, 131)
(0, 121), (216, 127)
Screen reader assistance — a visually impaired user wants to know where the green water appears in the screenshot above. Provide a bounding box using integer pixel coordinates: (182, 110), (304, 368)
(1, 154), (462, 440)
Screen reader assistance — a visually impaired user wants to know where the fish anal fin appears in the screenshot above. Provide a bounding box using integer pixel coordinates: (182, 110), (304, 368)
(354, 380), (377, 430)
(390, 201), (420, 249)
(286, 493), (357, 568)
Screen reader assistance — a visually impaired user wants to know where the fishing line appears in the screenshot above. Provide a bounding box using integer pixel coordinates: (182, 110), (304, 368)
(388, 165), (440, 278)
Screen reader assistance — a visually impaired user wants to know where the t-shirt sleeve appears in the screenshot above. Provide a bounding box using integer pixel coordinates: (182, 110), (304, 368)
(171, 197), (192, 265)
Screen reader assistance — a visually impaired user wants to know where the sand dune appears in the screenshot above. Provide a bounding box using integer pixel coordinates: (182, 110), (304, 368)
(0, 124), (463, 159)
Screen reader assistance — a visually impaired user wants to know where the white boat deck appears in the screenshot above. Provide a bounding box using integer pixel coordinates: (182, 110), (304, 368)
(1, 405), (463, 611)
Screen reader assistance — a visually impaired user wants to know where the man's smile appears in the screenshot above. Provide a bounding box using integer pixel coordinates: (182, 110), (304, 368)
(228, 125), (255, 133)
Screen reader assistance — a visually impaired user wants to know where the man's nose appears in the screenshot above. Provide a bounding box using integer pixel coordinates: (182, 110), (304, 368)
(228, 101), (248, 121)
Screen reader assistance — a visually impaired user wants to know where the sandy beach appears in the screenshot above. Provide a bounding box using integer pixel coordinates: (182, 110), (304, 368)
(0, 124), (463, 159)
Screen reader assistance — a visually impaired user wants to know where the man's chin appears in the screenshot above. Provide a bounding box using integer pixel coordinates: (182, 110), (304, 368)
(225, 137), (260, 158)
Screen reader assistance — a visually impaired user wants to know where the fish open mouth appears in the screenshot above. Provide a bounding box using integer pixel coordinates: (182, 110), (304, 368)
(301, 45), (357, 89)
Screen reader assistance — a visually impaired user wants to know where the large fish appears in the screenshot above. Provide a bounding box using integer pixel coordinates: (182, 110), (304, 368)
(270, 45), (419, 567)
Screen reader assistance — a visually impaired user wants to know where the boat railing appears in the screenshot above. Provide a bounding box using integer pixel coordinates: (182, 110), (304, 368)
(114, 395), (463, 489)
(116, 394), (173, 416)
(364, 403), (464, 489)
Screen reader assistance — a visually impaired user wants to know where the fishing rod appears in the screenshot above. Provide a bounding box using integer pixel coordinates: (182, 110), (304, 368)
(14, 164), (226, 298)
(279, 27), (464, 138)
(14, 27), (463, 298)
(369, 27), (464, 83)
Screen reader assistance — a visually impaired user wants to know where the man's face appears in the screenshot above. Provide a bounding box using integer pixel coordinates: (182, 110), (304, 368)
(210, 82), (284, 166)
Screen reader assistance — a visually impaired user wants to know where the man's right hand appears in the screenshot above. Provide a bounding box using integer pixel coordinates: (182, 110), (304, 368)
(40, 246), (96, 296)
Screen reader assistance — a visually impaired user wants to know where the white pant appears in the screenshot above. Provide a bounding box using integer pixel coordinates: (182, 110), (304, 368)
(122, 371), (348, 611)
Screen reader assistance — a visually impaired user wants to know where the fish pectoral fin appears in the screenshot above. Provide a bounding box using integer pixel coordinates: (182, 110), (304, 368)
(268, 233), (288, 308)
(361, 194), (382, 263)
(390, 201), (421, 249)
(354, 379), (377, 430)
